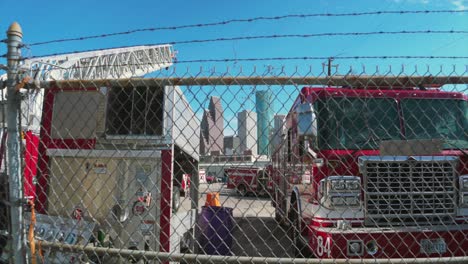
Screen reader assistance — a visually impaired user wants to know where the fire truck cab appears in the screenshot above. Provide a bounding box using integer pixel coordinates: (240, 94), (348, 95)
(272, 86), (468, 259)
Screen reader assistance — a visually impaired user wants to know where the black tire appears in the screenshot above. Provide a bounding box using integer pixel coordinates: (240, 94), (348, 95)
(172, 187), (181, 213)
(237, 184), (247, 197)
(274, 191), (286, 225)
(289, 202), (313, 258)
(289, 202), (300, 256)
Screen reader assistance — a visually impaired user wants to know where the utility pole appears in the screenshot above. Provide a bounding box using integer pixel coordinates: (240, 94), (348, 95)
(323, 57), (339, 76)
(6, 22), (26, 264)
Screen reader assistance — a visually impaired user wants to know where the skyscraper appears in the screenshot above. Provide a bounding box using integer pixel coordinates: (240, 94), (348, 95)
(255, 90), (274, 156)
(200, 96), (224, 155)
(238, 110), (257, 156)
(273, 114), (286, 146)
(272, 114), (286, 155)
(224, 136), (240, 155)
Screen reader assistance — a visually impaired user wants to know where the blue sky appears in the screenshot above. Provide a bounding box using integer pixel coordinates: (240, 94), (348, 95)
(1, 0), (467, 135)
(1, 0), (466, 68)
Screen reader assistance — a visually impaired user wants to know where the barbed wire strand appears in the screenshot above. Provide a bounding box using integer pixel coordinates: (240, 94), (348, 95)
(158, 30), (468, 45)
(24, 30), (468, 59)
(28, 9), (468, 47)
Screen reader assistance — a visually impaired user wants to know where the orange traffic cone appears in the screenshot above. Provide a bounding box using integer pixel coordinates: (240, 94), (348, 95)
(205, 192), (221, 207)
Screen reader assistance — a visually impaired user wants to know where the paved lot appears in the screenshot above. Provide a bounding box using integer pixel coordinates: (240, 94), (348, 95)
(178, 182), (274, 217)
(231, 217), (293, 258)
(177, 183), (293, 258)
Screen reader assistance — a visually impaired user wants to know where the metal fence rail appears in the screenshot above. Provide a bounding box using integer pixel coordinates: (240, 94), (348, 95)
(36, 241), (468, 264)
(31, 75), (468, 88)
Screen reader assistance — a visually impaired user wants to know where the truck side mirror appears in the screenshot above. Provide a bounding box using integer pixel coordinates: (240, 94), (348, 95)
(297, 102), (317, 138)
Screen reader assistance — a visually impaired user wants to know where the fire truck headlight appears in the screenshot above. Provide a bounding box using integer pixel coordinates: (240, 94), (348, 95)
(331, 180), (346, 190)
(346, 180), (360, 191)
(461, 176), (468, 191)
(327, 177), (361, 191)
(345, 195), (361, 206)
(460, 176), (468, 207)
(320, 176), (362, 209)
(462, 194), (468, 206)
(330, 194), (361, 207)
(330, 196), (346, 206)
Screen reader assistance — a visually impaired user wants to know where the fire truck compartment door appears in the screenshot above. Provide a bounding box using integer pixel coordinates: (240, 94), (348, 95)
(46, 148), (162, 252)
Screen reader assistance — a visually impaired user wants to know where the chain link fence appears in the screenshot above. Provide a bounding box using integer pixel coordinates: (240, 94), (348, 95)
(1, 67), (468, 263)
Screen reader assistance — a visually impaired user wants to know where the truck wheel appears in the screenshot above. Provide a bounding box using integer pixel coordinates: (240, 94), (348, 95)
(274, 191), (286, 225)
(173, 187), (181, 213)
(289, 202), (300, 257)
(290, 202), (313, 258)
(237, 184), (247, 197)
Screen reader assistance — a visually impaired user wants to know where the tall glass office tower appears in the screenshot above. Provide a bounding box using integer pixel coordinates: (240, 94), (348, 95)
(255, 90), (274, 156)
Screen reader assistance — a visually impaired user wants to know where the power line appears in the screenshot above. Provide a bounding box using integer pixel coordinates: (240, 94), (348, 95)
(26, 30), (468, 59)
(28, 9), (468, 47)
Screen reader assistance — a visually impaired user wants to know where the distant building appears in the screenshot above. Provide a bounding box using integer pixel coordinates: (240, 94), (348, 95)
(224, 135), (240, 155)
(238, 110), (257, 156)
(272, 114), (286, 154)
(256, 90), (274, 156)
(273, 114), (286, 145)
(200, 96), (224, 155)
(200, 109), (213, 155)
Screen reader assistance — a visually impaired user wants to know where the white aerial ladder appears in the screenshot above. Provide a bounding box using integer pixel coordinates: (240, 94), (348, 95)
(20, 44), (174, 81)
(0, 44), (175, 132)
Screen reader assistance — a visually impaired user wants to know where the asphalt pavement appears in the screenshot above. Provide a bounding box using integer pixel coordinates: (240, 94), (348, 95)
(177, 183), (293, 258)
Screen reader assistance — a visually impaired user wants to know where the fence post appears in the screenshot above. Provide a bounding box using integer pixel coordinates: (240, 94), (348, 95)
(6, 22), (26, 264)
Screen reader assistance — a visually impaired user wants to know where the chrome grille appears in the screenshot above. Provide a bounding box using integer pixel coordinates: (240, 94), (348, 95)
(360, 156), (458, 226)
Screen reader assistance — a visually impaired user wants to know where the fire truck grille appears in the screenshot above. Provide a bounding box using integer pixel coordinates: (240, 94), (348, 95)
(361, 156), (458, 226)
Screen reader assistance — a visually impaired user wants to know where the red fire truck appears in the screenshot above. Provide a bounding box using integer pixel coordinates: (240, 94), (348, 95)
(272, 85), (468, 259)
(225, 167), (272, 196)
(32, 83), (199, 261)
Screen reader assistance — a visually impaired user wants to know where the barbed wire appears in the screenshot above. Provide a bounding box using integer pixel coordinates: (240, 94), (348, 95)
(155, 30), (468, 45)
(28, 9), (468, 47)
(25, 30), (468, 59)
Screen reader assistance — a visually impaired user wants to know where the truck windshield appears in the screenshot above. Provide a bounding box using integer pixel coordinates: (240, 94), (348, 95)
(401, 99), (468, 150)
(317, 97), (400, 150)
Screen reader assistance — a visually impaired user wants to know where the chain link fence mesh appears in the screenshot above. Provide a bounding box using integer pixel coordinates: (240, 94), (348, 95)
(1, 67), (468, 263)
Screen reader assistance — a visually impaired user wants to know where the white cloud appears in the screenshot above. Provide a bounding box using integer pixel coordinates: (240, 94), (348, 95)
(451, 0), (467, 10)
(388, 0), (467, 9)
